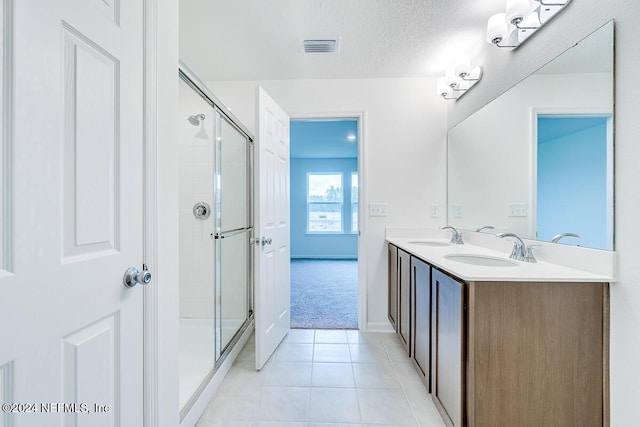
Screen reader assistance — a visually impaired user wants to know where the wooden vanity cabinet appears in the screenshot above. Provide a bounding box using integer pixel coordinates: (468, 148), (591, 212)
(432, 268), (465, 427)
(466, 281), (608, 427)
(411, 256), (431, 391)
(387, 244), (398, 332)
(398, 248), (411, 353)
(387, 242), (609, 427)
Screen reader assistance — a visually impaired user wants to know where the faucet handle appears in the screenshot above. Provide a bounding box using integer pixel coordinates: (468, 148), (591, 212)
(496, 232), (526, 260)
(524, 244), (540, 263)
(440, 225), (464, 244)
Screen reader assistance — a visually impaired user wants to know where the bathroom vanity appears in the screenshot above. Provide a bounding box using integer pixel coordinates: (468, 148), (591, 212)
(387, 232), (612, 427)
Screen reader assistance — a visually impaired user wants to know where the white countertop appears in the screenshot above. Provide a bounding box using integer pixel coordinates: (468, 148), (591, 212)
(387, 235), (615, 283)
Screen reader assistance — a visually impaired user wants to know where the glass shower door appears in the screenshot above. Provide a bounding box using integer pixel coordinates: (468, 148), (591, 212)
(214, 109), (252, 358)
(178, 67), (254, 421)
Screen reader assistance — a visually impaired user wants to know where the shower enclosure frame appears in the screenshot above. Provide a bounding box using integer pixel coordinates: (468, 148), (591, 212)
(178, 63), (255, 420)
(212, 103), (255, 359)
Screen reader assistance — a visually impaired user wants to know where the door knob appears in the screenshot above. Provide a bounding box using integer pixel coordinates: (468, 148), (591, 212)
(123, 266), (152, 288)
(250, 236), (272, 247)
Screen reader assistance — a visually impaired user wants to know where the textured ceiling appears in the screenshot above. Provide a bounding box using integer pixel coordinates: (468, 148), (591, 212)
(179, 0), (506, 81)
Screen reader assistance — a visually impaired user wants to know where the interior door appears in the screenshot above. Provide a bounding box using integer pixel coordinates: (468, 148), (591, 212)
(0, 1), (145, 425)
(255, 87), (291, 370)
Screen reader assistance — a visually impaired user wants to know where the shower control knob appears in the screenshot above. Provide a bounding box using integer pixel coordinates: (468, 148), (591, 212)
(261, 237), (273, 246)
(193, 202), (211, 220)
(123, 266), (152, 288)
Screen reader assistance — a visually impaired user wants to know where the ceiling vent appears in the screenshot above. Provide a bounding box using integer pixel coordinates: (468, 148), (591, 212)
(301, 38), (340, 54)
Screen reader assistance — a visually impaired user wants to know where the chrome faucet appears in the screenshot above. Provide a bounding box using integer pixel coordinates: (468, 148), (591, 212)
(440, 226), (464, 244)
(476, 225), (495, 232)
(497, 232), (537, 263)
(551, 233), (580, 243)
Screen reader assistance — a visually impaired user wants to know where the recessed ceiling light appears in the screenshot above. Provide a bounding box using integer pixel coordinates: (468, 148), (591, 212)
(347, 134), (356, 141)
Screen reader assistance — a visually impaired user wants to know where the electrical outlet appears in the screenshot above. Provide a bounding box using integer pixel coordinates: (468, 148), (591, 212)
(431, 204), (440, 218)
(368, 203), (388, 217)
(508, 203), (528, 217)
(453, 204), (464, 218)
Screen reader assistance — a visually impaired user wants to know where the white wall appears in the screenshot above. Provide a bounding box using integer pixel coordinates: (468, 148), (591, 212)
(205, 78), (447, 330)
(448, 2), (640, 425)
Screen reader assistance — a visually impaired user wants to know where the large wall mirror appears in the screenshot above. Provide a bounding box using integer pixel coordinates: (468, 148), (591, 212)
(447, 20), (614, 250)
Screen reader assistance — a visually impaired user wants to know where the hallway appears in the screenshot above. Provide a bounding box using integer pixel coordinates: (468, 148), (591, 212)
(195, 329), (445, 426)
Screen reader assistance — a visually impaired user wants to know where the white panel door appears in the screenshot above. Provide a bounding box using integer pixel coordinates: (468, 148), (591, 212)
(255, 87), (291, 370)
(0, 0), (145, 426)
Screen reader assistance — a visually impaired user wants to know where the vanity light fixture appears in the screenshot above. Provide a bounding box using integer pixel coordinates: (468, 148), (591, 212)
(486, 0), (572, 49)
(437, 55), (483, 100)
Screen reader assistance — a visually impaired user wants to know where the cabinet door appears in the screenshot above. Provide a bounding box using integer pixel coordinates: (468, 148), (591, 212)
(432, 269), (465, 427)
(398, 249), (411, 353)
(388, 244), (398, 331)
(411, 257), (431, 391)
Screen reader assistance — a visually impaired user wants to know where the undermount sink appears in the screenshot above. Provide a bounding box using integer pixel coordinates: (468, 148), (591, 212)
(443, 254), (519, 267)
(407, 240), (452, 247)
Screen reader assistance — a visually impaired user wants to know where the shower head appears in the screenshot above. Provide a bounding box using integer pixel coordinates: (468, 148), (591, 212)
(187, 114), (205, 126)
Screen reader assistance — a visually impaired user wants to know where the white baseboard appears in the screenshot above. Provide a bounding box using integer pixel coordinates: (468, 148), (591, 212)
(291, 255), (358, 260)
(180, 322), (255, 427)
(365, 321), (396, 333)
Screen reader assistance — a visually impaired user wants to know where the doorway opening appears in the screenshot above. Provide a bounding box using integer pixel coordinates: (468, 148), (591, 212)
(533, 113), (613, 250)
(289, 118), (359, 329)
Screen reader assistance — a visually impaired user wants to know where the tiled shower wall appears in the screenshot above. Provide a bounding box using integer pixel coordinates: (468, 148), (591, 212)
(178, 86), (215, 319)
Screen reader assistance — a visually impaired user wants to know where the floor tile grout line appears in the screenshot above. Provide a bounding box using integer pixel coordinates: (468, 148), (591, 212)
(388, 351), (426, 426)
(305, 372), (313, 423)
(313, 329), (362, 424)
(198, 330), (437, 427)
(380, 334), (424, 427)
(351, 332), (381, 425)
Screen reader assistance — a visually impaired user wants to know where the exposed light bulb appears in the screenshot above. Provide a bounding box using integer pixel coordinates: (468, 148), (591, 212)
(437, 61), (482, 100)
(487, 0), (572, 49)
(486, 13), (509, 45)
(445, 67), (460, 89)
(454, 55), (471, 78)
(466, 66), (483, 81)
(436, 77), (449, 97)
(506, 0), (531, 25)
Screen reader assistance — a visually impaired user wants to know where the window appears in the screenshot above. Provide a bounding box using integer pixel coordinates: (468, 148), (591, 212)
(351, 172), (358, 233)
(307, 173), (343, 232)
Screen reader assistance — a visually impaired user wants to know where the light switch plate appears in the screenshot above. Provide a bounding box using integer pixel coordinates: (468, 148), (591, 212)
(508, 203), (528, 217)
(368, 203), (388, 217)
(453, 204), (464, 218)
(431, 204), (440, 218)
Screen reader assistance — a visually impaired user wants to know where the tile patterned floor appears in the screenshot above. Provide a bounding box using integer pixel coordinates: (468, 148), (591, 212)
(195, 329), (446, 427)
